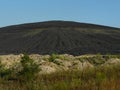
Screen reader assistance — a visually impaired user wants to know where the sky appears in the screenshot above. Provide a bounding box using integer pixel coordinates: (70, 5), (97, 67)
(0, 0), (120, 28)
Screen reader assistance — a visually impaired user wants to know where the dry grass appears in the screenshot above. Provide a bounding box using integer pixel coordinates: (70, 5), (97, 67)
(0, 64), (120, 90)
(0, 54), (120, 90)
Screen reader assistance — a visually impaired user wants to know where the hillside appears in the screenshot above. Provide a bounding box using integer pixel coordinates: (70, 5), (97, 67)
(0, 20), (120, 55)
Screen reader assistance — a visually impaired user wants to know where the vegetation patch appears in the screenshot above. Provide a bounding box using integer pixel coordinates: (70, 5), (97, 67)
(0, 54), (120, 90)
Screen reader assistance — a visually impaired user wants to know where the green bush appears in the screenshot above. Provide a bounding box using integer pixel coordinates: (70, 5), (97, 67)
(84, 54), (106, 65)
(49, 54), (59, 62)
(49, 54), (69, 62)
(18, 54), (40, 81)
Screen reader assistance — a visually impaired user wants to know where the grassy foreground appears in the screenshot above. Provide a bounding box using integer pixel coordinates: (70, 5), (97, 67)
(0, 54), (120, 90)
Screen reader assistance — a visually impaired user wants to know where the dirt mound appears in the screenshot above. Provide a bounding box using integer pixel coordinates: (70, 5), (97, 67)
(0, 21), (120, 55)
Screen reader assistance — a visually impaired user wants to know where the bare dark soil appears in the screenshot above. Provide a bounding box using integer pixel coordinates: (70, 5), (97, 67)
(0, 21), (120, 55)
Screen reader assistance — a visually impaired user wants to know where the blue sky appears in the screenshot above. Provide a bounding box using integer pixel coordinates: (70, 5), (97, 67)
(0, 0), (120, 28)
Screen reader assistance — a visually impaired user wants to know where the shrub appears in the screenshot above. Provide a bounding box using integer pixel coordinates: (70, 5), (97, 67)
(49, 54), (59, 62)
(0, 61), (12, 79)
(18, 54), (40, 81)
(49, 54), (69, 62)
